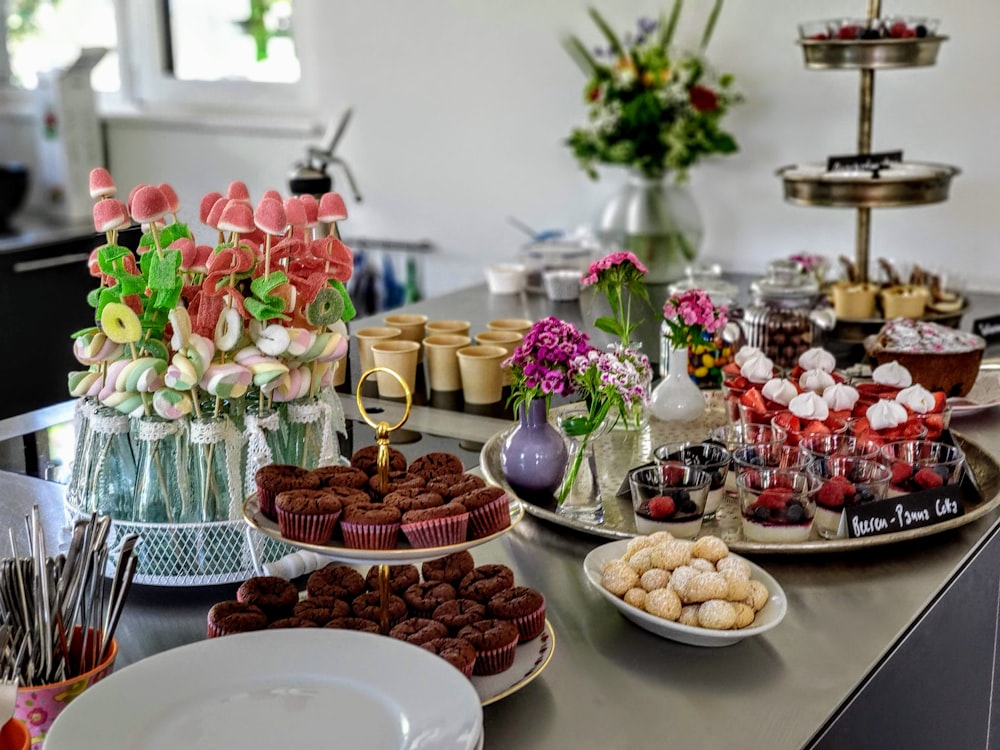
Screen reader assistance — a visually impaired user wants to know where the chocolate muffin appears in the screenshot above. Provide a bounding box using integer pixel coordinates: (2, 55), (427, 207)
(383, 487), (444, 513)
(236, 576), (299, 621)
(488, 586), (547, 641)
(340, 503), (402, 550)
(274, 489), (343, 544)
(420, 637), (477, 678)
(403, 581), (457, 617)
(458, 564), (515, 603)
(350, 445), (407, 476)
(324, 617), (380, 634)
(432, 598), (486, 634)
(351, 591), (408, 627)
(306, 564), (366, 600)
(401, 502), (469, 548)
(324, 485), (371, 507)
(367, 471), (426, 500)
(364, 564), (420, 595)
(456, 486), (511, 539)
(207, 600), (268, 638)
(407, 452), (465, 481)
(389, 617), (449, 645)
(267, 616), (319, 629)
(310, 465), (370, 490)
(255, 464), (321, 520)
(426, 473), (486, 500)
(422, 551), (475, 585)
(456, 619), (520, 675)
(293, 596), (351, 625)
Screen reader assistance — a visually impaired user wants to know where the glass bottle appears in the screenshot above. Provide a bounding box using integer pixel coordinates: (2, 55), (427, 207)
(132, 416), (188, 524)
(187, 416), (240, 522)
(82, 407), (136, 519)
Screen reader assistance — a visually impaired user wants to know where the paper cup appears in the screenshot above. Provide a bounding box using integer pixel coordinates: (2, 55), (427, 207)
(384, 314), (428, 363)
(487, 318), (533, 336)
(371, 340), (421, 397)
(354, 326), (402, 373)
(425, 319), (471, 337)
(474, 330), (523, 386)
(456, 344), (507, 404)
(423, 334), (472, 392)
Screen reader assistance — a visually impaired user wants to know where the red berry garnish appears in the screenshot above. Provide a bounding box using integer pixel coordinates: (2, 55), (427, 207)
(647, 495), (676, 519)
(890, 462), (913, 485)
(756, 488), (793, 510)
(889, 21), (908, 38)
(913, 467), (945, 489)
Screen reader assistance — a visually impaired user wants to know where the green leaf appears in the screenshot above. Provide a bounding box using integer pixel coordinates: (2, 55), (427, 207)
(700, 0), (724, 50)
(594, 316), (623, 337)
(588, 7), (626, 60)
(659, 0), (683, 50)
(561, 414), (594, 436)
(562, 35), (601, 77)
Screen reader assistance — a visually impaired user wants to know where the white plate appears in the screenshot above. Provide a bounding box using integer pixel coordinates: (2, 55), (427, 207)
(949, 369), (1000, 417)
(583, 540), (788, 647)
(476, 620), (555, 705)
(44, 629), (483, 750)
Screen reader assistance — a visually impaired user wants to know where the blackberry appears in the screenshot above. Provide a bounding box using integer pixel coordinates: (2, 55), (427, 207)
(855, 487), (876, 504)
(785, 502), (806, 524)
(861, 28), (880, 39)
(916, 24), (928, 37)
(752, 505), (772, 522)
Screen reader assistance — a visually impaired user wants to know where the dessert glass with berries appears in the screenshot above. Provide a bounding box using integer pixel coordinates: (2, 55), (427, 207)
(879, 440), (966, 497)
(737, 468), (821, 543)
(806, 456), (892, 539)
(628, 463), (711, 538)
(772, 411), (848, 447)
(653, 441), (731, 520)
(798, 434), (882, 462)
(731, 444), (813, 477)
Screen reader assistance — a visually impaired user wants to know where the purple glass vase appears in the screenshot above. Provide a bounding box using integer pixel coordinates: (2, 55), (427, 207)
(500, 399), (567, 501)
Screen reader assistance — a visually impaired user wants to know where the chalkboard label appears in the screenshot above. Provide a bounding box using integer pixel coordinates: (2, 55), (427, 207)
(972, 314), (1000, 345)
(827, 150), (903, 175)
(845, 485), (965, 538)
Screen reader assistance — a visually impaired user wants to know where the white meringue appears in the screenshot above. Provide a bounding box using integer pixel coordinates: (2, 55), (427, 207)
(866, 399), (908, 430)
(734, 345), (763, 367)
(872, 361), (912, 388)
(739, 351), (775, 384)
(799, 368), (835, 394)
(823, 382), (860, 412)
(762, 378), (799, 406)
(895, 384), (936, 414)
(788, 391), (830, 421)
(798, 347), (836, 373)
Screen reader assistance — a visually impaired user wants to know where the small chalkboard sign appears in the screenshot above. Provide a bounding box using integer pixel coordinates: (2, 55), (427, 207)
(972, 314), (1000, 346)
(845, 485), (965, 538)
(827, 149), (903, 175)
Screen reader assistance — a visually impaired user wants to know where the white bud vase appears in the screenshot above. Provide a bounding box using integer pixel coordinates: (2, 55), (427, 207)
(649, 344), (705, 422)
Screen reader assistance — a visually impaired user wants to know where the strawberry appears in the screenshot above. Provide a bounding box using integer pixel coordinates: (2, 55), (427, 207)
(902, 421), (926, 440)
(739, 388), (767, 415)
(922, 413), (945, 439)
(775, 413), (801, 432)
(889, 21), (909, 38)
(890, 462), (913, 485)
(802, 420), (831, 435)
(838, 24), (861, 40)
(931, 391), (948, 413)
(647, 495), (676, 519)
(756, 488), (793, 510)
(913, 467), (944, 489)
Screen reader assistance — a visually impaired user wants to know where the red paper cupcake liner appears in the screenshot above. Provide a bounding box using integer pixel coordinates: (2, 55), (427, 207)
(276, 508), (341, 544)
(257, 486), (279, 520)
(340, 521), (401, 550)
(468, 495), (511, 539)
(471, 640), (518, 676)
(510, 598), (546, 642)
(402, 513), (470, 548)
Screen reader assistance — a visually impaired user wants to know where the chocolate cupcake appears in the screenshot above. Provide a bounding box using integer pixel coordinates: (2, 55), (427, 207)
(255, 464), (321, 520)
(389, 617), (449, 645)
(456, 619), (520, 675)
(293, 596), (351, 625)
(364, 564), (420, 595)
(367, 471), (426, 501)
(351, 591), (408, 627)
(458, 564), (515, 603)
(324, 617), (380, 634)
(426, 473), (486, 500)
(488, 586), (547, 642)
(422, 551), (475, 585)
(432, 598), (486, 635)
(340, 503), (402, 550)
(275, 489), (343, 544)
(207, 600), (267, 638)
(311, 465), (370, 490)
(456, 487), (510, 539)
(383, 487), (444, 513)
(403, 580), (458, 617)
(350, 445), (407, 476)
(408, 452), (465, 481)
(420, 637), (477, 678)
(306, 564), (366, 600)
(401, 502), (469, 548)
(325, 485), (371, 508)
(267, 616), (319, 629)
(236, 576), (299, 621)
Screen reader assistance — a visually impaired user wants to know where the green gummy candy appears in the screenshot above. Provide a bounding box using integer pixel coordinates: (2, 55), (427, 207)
(305, 287), (344, 327)
(331, 280), (355, 322)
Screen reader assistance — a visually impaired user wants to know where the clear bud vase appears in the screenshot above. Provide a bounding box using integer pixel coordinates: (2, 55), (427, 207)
(132, 416), (189, 524)
(650, 344), (706, 422)
(67, 397), (99, 510)
(187, 416), (241, 522)
(555, 406), (609, 525)
(276, 397), (332, 469)
(83, 407), (137, 519)
(242, 404), (282, 497)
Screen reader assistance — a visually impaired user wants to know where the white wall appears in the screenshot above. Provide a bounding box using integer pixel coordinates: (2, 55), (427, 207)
(100, 0), (1000, 296)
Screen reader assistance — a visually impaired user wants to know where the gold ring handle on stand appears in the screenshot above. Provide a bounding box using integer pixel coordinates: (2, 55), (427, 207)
(355, 366), (413, 634)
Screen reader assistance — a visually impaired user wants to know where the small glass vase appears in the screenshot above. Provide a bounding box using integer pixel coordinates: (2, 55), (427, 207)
(597, 171), (704, 285)
(610, 343), (651, 431)
(650, 344), (706, 422)
(273, 397), (330, 469)
(500, 399), (567, 501)
(555, 406), (610, 524)
(132, 416), (189, 524)
(187, 416), (241, 522)
(81, 407), (137, 519)
(67, 397), (99, 510)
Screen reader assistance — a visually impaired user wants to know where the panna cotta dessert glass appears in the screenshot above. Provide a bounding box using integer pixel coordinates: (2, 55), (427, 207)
(772, 390), (849, 446)
(737, 468), (820, 543)
(709, 422), (789, 497)
(806, 456), (891, 539)
(731, 443), (813, 476)
(798, 433), (882, 462)
(629, 463), (711, 539)
(879, 440), (966, 497)
(653, 441), (731, 520)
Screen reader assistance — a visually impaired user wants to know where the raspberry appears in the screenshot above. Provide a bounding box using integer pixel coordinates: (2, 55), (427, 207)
(818, 476), (855, 509)
(647, 495), (676, 519)
(890, 462), (913, 485)
(756, 488), (793, 510)
(913, 467), (945, 489)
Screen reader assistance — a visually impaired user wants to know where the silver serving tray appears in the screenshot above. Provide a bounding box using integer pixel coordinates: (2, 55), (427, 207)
(777, 162), (960, 208)
(480, 427), (1000, 554)
(798, 35), (947, 69)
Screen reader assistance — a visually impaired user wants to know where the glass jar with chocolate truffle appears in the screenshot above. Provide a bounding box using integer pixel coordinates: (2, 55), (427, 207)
(731, 260), (836, 371)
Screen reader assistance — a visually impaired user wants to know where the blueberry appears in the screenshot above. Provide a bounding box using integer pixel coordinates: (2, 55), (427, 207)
(744, 447), (759, 464)
(916, 24), (928, 37)
(710, 470), (724, 489)
(862, 28), (880, 39)
(752, 505), (772, 522)
(785, 502), (806, 524)
(933, 465), (951, 482)
(856, 487), (876, 503)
